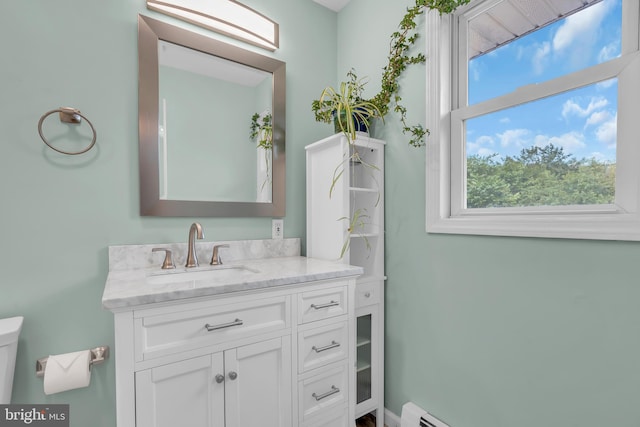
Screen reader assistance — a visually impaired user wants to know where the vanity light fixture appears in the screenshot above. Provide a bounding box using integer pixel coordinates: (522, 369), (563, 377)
(146, 0), (279, 51)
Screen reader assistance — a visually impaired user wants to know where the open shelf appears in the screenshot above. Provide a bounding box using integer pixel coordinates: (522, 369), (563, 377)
(349, 144), (382, 191)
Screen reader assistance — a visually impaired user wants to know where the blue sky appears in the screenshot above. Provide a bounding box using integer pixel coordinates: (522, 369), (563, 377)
(466, 0), (621, 163)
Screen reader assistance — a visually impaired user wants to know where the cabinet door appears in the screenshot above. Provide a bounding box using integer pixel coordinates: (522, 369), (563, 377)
(224, 336), (292, 427)
(135, 354), (224, 427)
(355, 305), (381, 418)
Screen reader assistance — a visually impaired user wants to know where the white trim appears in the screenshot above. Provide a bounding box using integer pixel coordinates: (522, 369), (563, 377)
(384, 407), (401, 427)
(426, 9), (452, 226)
(454, 55), (633, 121)
(426, 0), (640, 241)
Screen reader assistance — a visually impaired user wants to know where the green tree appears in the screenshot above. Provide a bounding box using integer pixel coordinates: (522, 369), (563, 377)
(467, 155), (515, 208)
(561, 160), (615, 205)
(466, 144), (615, 209)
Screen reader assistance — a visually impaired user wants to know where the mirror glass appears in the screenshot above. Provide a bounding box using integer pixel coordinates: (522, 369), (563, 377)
(138, 15), (286, 217)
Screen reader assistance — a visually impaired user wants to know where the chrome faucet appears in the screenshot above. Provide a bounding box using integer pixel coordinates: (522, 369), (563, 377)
(185, 222), (204, 267)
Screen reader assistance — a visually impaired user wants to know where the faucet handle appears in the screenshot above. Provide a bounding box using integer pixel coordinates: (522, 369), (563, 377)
(152, 248), (175, 269)
(210, 244), (230, 265)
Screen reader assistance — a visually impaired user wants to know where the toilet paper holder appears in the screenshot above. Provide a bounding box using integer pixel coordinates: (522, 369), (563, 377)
(35, 346), (109, 377)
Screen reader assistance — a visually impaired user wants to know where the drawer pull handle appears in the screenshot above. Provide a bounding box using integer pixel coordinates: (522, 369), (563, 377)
(312, 385), (340, 401)
(364, 292), (371, 298)
(204, 318), (243, 332)
(312, 341), (340, 353)
(310, 300), (339, 310)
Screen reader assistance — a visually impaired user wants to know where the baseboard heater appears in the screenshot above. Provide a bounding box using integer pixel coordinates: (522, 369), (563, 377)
(401, 402), (450, 427)
(420, 415), (445, 427)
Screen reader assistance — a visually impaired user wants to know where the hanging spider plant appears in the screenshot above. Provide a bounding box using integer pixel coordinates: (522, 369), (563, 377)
(328, 146), (381, 202)
(338, 208), (372, 259)
(312, 69), (383, 142)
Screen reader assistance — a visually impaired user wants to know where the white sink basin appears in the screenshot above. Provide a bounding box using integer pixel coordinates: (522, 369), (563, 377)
(147, 265), (258, 285)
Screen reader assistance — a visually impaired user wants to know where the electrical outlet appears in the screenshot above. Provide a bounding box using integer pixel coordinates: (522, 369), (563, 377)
(272, 219), (284, 239)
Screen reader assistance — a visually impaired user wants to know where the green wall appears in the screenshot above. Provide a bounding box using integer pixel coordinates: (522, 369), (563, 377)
(0, 1), (335, 425)
(3, 1), (640, 427)
(338, 1), (640, 427)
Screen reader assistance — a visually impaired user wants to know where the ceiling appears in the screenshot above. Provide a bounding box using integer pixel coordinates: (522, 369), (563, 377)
(468, 0), (603, 59)
(312, 0), (350, 12)
(312, 0), (603, 60)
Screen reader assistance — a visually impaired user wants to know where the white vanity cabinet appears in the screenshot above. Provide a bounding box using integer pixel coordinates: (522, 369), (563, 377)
(105, 266), (359, 427)
(135, 336), (291, 427)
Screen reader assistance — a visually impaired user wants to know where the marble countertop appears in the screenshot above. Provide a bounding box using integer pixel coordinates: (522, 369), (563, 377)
(102, 256), (363, 310)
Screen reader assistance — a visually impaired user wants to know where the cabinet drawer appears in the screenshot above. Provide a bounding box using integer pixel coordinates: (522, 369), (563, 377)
(298, 286), (348, 324)
(298, 322), (348, 373)
(355, 282), (381, 308)
(135, 296), (289, 360)
(304, 407), (349, 427)
(299, 363), (348, 423)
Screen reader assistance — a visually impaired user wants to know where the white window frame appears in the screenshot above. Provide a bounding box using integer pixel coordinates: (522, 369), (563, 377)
(426, 0), (640, 240)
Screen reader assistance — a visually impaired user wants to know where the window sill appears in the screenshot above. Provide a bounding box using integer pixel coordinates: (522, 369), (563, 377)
(427, 211), (640, 241)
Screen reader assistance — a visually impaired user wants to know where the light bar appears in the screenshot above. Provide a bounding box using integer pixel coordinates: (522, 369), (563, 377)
(147, 0), (279, 51)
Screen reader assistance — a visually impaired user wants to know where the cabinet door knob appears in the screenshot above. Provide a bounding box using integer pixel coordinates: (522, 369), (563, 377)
(215, 374), (225, 384)
(228, 371), (238, 380)
(364, 292), (371, 298)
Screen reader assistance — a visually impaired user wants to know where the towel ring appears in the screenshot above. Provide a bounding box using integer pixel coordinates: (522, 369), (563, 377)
(38, 107), (97, 155)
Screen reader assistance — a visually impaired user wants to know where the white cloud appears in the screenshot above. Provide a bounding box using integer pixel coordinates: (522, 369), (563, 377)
(562, 97), (609, 119)
(598, 41), (620, 62)
(499, 117), (511, 124)
(585, 110), (613, 128)
(532, 42), (551, 74)
(534, 134), (549, 148)
(467, 135), (495, 155)
(552, 0), (613, 53)
(596, 78), (617, 90)
(476, 135), (495, 146)
(535, 132), (586, 152)
(497, 128), (531, 148)
(595, 113), (617, 148)
(548, 132), (586, 151)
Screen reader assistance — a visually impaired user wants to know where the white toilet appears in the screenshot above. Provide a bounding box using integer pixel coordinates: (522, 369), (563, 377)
(0, 316), (23, 404)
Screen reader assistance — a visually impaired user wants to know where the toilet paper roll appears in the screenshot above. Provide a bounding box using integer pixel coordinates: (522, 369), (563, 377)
(43, 350), (92, 395)
(401, 402), (428, 427)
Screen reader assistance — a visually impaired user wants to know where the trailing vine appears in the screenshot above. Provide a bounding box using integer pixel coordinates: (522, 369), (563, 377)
(249, 111), (273, 150)
(370, 0), (471, 147)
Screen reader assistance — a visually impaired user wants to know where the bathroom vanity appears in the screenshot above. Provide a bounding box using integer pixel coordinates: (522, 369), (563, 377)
(102, 239), (362, 427)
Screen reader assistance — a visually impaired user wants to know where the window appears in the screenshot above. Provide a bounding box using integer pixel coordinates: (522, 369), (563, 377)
(426, 0), (640, 240)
